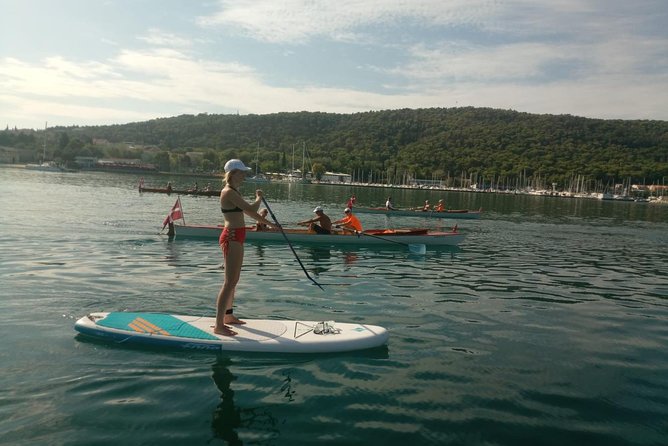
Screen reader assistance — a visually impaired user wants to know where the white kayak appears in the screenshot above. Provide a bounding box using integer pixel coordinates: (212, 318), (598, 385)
(74, 312), (389, 353)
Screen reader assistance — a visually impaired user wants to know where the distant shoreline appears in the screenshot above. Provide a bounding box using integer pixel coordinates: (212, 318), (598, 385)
(4, 163), (664, 203)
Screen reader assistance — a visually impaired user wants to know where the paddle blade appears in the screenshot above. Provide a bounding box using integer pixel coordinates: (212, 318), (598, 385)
(408, 244), (427, 255)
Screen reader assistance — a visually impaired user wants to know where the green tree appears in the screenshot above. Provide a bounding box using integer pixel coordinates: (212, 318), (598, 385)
(201, 158), (214, 172)
(58, 132), (70, 150)
(311, 162), (326, 181)
(50, 107), (668, 188)
(154, 151), (171, 171)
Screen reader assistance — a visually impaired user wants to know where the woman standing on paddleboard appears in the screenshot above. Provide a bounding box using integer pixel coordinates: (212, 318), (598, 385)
(216, 159), (276, 336)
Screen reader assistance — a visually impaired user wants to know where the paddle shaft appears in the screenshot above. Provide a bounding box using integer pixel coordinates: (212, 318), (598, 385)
(355, 230), (426, 254)
(261, 197), (324, 291)
(355, 230), (409, 247)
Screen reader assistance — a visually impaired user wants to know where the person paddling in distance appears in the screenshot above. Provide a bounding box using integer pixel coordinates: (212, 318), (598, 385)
(216, 159), (277, 336)
(297, 206), (332, 234)
(435, 199), (445, 212)
(255, 208), (270, 231)
(333, 208), (363, 233)
(346, 194), (356, 210)
(385, 196), (396, 210)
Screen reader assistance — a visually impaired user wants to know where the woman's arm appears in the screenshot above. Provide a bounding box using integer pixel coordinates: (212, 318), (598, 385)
(225, 190), (276, 228)
(249, 190), (262, 213)
(298, 215), (317, 226)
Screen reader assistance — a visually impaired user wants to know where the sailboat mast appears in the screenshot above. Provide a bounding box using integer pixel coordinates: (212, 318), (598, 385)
(43, 121), (47, 162)
(255, 142), (259, 176)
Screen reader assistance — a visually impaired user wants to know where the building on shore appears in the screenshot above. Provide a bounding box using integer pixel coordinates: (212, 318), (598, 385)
(320, 172), (352, 184)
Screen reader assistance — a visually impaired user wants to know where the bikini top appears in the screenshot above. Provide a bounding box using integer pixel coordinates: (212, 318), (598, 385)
(221, 186), (243, 213)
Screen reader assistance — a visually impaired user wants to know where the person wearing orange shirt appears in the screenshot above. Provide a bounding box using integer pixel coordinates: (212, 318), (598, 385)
(435, 199), (445, 212)
(333, 208), (363, 233)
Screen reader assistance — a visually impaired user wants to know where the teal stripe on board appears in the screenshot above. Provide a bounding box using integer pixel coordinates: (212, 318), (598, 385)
(98, 312), (218, 340)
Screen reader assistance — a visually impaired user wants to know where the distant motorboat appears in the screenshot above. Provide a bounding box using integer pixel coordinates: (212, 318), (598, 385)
(25, 161), (62, 172)
(245, 175), (270, 183)
(597, 192), (635, 201)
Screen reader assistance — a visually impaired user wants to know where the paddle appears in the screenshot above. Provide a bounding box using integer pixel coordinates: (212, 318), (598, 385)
(353, 230), (427, 255)
(261, 196), (324, 291)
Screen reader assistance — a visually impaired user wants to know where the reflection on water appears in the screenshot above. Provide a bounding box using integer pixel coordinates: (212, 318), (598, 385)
(280, 373), (296, 402)
(211, 357), (245, 444)
(304, 247), (332, 276)
(163, 237), (179, 265)
(209, 357), (302, 445)
(343, 251), (358, 265)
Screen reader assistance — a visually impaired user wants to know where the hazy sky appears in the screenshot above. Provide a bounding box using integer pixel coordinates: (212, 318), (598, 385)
(1, 0), (667, 129)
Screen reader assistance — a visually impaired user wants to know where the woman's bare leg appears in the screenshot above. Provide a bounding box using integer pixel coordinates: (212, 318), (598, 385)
(214, 242), (243, 335)
(224, 242), (246, 325)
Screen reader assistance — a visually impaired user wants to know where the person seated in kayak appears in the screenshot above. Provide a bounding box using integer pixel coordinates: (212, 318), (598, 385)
(255, 208), (270, 231)
(298, 206), (332, 234)
(385, 196), (396, 210)
(166, 181), (173, 194)
(422, 200), (431, 211)
(333, 208), (363, 233)
(435, 199), (445, 212)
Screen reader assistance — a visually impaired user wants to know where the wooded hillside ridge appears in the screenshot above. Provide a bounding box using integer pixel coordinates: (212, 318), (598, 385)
(3, 107), (667, 188)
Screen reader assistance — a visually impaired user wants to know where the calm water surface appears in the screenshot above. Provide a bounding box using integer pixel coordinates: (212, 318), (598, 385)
(1, 168), (667, 445)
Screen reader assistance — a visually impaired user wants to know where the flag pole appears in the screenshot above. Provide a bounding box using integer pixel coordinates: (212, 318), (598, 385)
(162, 197), (184, 232)
(177, 196), (185, 225)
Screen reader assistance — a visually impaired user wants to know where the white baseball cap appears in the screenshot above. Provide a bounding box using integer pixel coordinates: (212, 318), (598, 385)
(344, 208), (351, 213)
(224, 159), (252, 173)
(313, 206), (323, 213)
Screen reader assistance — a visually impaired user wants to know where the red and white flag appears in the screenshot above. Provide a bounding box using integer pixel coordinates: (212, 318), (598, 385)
(162, 197), (184, 229)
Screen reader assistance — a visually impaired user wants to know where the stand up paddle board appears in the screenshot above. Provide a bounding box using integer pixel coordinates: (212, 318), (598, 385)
(74, 312), (389, 353)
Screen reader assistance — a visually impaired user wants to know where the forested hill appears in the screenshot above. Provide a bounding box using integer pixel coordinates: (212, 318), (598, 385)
(8, 107), (668, 186)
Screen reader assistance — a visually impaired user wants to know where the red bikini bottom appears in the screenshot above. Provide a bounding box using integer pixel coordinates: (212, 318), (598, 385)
(219, 227), (247, 257)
